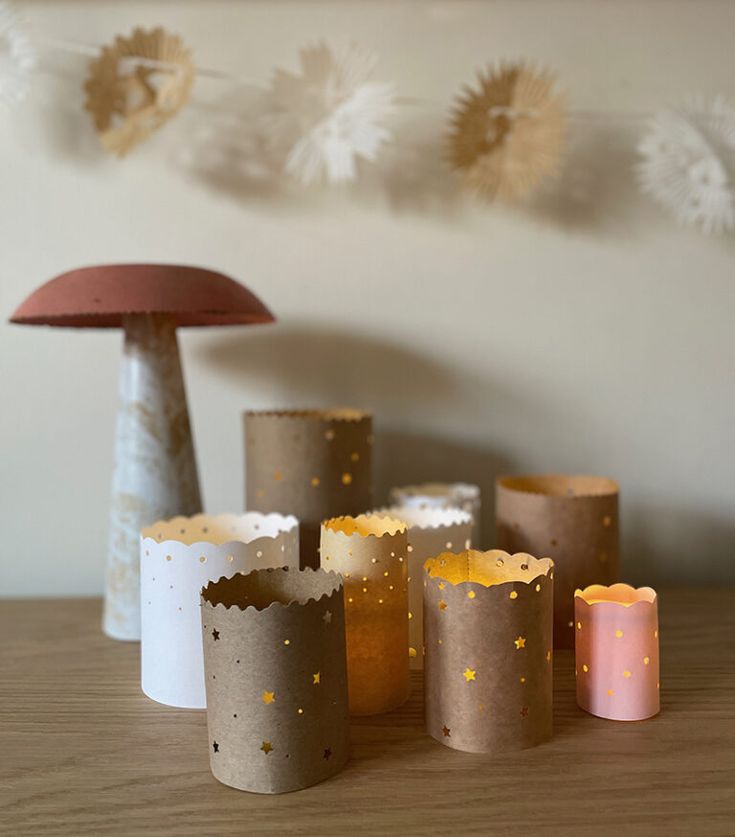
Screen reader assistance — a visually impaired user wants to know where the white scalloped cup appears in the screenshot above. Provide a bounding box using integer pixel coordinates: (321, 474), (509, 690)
(140, 512), (299, 708)
(390, 482), (481, 546)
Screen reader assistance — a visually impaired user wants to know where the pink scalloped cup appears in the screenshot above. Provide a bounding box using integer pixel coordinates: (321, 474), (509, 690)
(575, 584), (660, 721)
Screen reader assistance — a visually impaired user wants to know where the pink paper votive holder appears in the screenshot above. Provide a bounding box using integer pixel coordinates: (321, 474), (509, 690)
(575, 584), (660, 721)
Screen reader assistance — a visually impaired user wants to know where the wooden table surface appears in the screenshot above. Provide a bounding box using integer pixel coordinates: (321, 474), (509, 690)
(1, 589), (734, 836)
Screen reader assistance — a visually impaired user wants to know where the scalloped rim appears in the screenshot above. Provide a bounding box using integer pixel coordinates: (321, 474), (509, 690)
(497, 473), (619, 499)
(244, 407), (371, 422)
(392, 482), (480, 500)
(575, 583), (657, 607)
(140, 511), (298, 547)
(424, 548), (553, 587)
(201, 566), (343, 614)
(372, 505), (473, 530)
(322, 513), (408, 540)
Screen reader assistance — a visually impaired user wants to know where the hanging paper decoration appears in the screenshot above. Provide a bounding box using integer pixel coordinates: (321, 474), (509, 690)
(447, 61), (566, 201)
(636, 97), (735, 235)
(0, 1), (36, 108)
(84, 27), (194, 157)
(264, 42), (396, 185)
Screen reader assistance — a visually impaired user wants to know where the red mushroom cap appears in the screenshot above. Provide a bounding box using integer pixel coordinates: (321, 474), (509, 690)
(9, 264), (275, 328)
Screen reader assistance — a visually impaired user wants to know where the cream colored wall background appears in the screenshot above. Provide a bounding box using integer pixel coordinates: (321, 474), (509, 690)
(1, 0), (733, 597)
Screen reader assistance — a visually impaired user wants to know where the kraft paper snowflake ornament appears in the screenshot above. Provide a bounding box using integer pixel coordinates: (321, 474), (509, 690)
(636, 97), (735, 235)
(265, 42), (396, 185)
(84, 27), (194, 157)
(448, 61), (566, 201)
(0, 1), (36, 108)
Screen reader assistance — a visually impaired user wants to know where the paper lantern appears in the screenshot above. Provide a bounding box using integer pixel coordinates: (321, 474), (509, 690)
(245, 409), (373, 569)
(374, 505), (473, 668)
(496, 474), (619, 648)
(575, 584), (660, 721)
(10, 263), (275, 641)
(390, 482), (481, 547)
(140, 512), (298, 708)
(201, 568), (349, 794)
(424, 549), (554, 754)
(320, 514), (409, 715)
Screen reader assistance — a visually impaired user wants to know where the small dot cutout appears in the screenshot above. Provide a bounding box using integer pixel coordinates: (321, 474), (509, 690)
(509, 591), (518, 600)
(615, 630), (624, 638)
(341, 473), (353, 485)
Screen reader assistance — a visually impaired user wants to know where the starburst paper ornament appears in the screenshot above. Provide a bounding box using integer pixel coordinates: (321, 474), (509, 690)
(265, 42), (396, 185)
(448, 61), (566, 201)
(84, 27), (194, 157)
(0, 1), (36, 108)
(637, 97), (735, 235)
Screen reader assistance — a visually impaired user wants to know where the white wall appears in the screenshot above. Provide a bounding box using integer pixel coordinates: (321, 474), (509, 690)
(1, 0), (733, 597)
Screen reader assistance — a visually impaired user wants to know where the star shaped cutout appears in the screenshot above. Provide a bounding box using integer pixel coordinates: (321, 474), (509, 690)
(262, 691), (276, 705)
(463, 668), (476, 682)
(261, 741), (273, 755)
(313, 672), (321, 685)
(514, 636), (526, 649)
(438, 600), (447, 611)
(212, 628), (220, 641)
(323, 747), (332, 760)
(442, 725), (451, 737)
(212, 741), (219, 753)
(323, 610), (332, 624)
(520, 706), (529, 718)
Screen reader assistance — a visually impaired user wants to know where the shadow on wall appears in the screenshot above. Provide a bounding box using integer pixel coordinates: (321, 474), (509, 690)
(625, 501), (735, 586)
(195, 322), (465, 411)
(373, 428), (514, 551)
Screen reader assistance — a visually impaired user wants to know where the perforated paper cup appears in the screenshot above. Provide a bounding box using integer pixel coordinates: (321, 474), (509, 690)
(140, 512), (298, 708)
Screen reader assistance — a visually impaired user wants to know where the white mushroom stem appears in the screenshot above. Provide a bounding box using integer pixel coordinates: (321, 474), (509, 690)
(103, 313), (202, 641)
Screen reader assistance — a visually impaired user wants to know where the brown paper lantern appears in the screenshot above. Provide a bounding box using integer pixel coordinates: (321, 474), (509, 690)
(245, 409), (373, 569)
(424, 549), (554, 754)
(201, 567), (349, 794)
(320, 514), (409, 716)
(496, 474), (619, 648)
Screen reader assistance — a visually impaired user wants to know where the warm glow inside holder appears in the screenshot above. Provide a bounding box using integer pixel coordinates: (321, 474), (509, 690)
(423, 549), (554, 754)
(575, 583), (660, 721)
(200, 567), (349, 794)
(320, 513), (409, 716)
(140, 512), (298, 709)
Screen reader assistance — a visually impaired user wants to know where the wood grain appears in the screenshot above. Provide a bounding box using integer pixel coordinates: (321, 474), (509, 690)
(1, 590), (734, 836)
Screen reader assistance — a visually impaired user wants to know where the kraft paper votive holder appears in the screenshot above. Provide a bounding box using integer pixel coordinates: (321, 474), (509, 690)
(496, 474), (620, 648)
(390, 482), (481, 546)
(575, 584), (660, 721)
(140, 512), (298, 709)
(320, 514), (410, 716)
(245, 409), (374, 570)
(201, 568), (349, 794)
(374, 505), (473, 668)
(424, 549), (554, 754)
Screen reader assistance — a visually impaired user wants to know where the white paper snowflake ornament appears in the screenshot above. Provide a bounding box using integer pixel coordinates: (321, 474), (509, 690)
(266, 42), (396, 185)
(0, 1), (36, 108)
(636, 97), (735, 235)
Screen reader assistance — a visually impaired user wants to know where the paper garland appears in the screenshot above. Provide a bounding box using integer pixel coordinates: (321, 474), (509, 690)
(637, 97), (735, 235)
(84, 27), (194, 157)
(264, 42), (396, 185)
(201, 568), (350, 794)
(447, 61), (566, 201)
(0, 1), (35, 108)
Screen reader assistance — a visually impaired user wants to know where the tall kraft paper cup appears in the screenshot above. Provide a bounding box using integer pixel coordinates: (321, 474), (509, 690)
(496, 475), (619, 648)
(245, 409), (373, 569)
(201, 568), (349, 794)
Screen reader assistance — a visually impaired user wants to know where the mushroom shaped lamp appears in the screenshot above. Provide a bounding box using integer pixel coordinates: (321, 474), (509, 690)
(10, 264), (275, 641)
